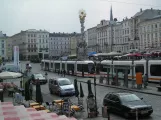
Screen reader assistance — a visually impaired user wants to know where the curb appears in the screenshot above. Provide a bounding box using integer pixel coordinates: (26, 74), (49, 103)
(77, 80), (161, 96)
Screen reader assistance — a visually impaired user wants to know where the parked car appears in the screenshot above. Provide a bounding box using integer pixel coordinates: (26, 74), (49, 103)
(1, 64), (21, 73)
(49, 78), (75, 96)
(103, 92), (153, 118)
(31, 73), (47, 84)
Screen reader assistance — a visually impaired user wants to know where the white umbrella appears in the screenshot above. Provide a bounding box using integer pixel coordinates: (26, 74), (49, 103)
(0, 71), (22, 79)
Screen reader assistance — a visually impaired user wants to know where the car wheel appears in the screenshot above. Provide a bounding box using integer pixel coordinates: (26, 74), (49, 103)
(124, 112), (129, 118)
(58, 91), (62, 97)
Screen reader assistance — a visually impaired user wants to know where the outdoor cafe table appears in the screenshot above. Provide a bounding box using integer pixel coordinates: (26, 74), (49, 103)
(32, 105), (45, 110)
(30, 102), (40, 107)
(53, 100), (64, 104)
(41, 109), (50, 113)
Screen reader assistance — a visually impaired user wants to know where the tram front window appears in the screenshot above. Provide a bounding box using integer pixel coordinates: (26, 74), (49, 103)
(88, 63), (95, 73)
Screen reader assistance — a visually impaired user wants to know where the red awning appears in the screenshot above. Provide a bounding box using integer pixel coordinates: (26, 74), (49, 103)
(128, 53), (142, 57)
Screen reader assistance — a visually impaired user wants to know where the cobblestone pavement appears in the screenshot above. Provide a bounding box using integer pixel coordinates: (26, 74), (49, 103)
(10, 61), (161, 120)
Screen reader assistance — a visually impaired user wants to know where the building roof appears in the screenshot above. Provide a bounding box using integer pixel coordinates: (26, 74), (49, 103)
(138, 14), (161, 24)
(49, 32), (81, 37)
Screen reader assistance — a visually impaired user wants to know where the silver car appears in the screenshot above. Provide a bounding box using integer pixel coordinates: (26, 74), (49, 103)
(49, 78), (75, 96)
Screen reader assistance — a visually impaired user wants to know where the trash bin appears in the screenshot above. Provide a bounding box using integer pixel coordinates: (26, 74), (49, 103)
(0, 89), (4, 102)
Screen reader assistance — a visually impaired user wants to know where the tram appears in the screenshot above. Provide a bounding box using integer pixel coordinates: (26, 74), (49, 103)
(41, 60), (95, 77)
(100, 59), (161, 82)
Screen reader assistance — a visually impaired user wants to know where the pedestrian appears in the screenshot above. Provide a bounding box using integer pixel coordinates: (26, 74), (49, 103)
(60, 70), (63, 76)
(63, 69), (66, 77)
(143, 74), (148, 88)
(29, 80), (33, 99)
(45, 72), (48, 80)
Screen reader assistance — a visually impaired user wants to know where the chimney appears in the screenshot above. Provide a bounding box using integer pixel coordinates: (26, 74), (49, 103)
(151, 8), (153, 10)
(140, 8), (142, 12)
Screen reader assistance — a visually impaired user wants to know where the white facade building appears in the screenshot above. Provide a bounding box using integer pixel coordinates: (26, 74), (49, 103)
(0, 31), (7, 59)
(139, 15), (161, 51)
(49, 33), (71, 59)
(11, 29), (49, 60)
(87, 27), (97, 52)
(96, 20), (110, 53)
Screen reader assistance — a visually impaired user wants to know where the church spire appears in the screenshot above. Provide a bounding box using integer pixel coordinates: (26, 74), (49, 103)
(110, 5), (113, 21)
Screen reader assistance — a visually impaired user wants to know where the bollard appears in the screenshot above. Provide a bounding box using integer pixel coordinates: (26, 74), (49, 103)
(99, 76), (103, 83)
(136, 108), (138, 120)
(102, 106), (110, 120)
(0, 89), (4, 102)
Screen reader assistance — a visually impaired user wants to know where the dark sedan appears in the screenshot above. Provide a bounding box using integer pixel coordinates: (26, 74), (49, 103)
(31, 73), (47, 84)
(103, 92), (153, 118)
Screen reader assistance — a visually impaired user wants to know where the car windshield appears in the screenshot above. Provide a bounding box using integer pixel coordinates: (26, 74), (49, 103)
(120, 94), (140, 102)
(58, 79), (71, 86)
(35, 74), (43, 79)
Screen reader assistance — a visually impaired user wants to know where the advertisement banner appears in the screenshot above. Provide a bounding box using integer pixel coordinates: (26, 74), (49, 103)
(14, 46), (19, 68)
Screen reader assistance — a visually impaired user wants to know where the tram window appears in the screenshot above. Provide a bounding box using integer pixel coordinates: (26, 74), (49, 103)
(83, 64), (88, 72)
(150, 65), (161, 76)
(135, 65), (144, 74)
(88, 63), (95, 73)
(62, 63), (65, 69)
(55, 63), (60, 69)
(67, 64), (74, 70)
(51, 63), (53, 68)
(100, 65), (106, 72)
(114, 66), (130, 74)
(77, 64), (82, 71)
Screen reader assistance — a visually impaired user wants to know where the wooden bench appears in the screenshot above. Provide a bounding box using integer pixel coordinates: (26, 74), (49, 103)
(156, 86), (161, 91)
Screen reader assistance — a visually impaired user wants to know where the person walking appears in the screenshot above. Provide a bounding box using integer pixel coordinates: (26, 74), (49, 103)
(143, 74), (148, 88)
(29, 81), (33, 99)
(45, 72), (48, 82)
(61, 70), (63, 76)
(63, 69), (66, 77)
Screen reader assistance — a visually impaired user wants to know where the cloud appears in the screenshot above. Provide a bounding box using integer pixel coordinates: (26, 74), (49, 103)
(0, 0), (161, 36)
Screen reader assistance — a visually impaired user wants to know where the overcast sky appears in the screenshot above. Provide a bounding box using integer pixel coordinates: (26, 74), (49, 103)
(0, 0), (161, 36)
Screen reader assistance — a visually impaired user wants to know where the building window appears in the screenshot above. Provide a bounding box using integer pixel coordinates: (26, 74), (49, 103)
(2, 44), (4, 48)
(2, 50), (4, 55)
(43, 39), (44, 43)
(151, 25), (153, 29)
(31, 34), (33, 37)
(46, 40), (48, 43)
(31, 39), (33, 43)
(150, 65), (161, 76)
(28, 34), (30, 37)
(155, 33), (157, 38)
(34, 34), (36, 37)
(34, 39), (36, 42)
(155, 24), (157, 28)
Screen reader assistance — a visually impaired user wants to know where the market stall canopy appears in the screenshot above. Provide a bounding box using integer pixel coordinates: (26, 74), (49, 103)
(128, 53), (142, 57)
(88, 52), (97, 56)
(0, 71), (22, 79)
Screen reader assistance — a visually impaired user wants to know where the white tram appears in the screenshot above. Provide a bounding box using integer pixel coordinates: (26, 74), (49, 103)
(41, 60), (95, 77)
(100, 59), (161, 82)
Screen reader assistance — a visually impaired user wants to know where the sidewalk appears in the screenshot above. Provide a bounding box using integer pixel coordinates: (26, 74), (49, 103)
(74, 76), (161, 96)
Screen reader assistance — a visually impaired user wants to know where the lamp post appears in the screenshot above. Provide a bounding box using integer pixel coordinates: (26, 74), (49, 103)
(79, 9), (87, 60)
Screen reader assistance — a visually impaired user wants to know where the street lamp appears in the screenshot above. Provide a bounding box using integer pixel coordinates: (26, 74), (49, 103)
(79, 9), (87, 59)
